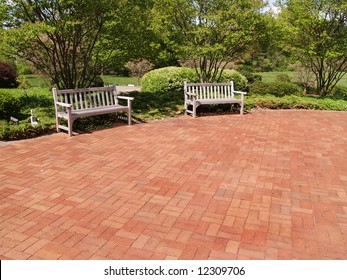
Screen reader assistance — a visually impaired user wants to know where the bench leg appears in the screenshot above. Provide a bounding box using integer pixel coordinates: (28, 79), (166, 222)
(128, 109), (132, 125)
(56, 115), (60, 133)
(193, 98), (197, 118)
(240, 95), (244, 115)
(68, 119), (73, 137)
(240, 102), (244, 115)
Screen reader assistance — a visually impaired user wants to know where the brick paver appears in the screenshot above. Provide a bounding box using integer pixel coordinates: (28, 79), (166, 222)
(1, 110), (347, 259)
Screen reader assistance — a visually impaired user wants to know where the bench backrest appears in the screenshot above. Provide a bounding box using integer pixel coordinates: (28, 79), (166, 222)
(52, 86), (119, 111)
(184, 81), (235, 100)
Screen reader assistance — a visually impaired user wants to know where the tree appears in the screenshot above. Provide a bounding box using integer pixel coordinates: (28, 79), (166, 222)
(294, 62), (316, 95)
(243, 11), (291, 72)
(125, 59), (154, 85)
(1, 0), (118, 89)
(151, 0), (264, 83)
(280, 0), (347, 96)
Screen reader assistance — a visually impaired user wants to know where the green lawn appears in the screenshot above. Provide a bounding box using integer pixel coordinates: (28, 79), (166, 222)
(258, 71), (347, 87)
(102, 75), (139, 86)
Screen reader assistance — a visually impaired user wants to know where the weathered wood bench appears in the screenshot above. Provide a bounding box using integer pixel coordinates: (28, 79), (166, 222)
(184, 81), (247, 117)
(52, 85), (133, 136)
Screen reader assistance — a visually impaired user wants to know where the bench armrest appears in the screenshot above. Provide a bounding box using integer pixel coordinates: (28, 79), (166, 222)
(185, 91), (197, 97)
(117, 96), (134, 107)
(117, 96), (134, 101)
(234, 91), (247, 95)
(55, 102), (72, 108)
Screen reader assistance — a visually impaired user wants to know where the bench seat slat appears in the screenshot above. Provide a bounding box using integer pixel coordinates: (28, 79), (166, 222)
(186, 98), (242, 105)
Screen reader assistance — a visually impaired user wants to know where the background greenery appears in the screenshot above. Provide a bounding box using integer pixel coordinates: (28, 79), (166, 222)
(1, 70), (346, 141)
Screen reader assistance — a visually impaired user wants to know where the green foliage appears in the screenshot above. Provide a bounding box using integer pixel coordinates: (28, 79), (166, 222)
(0, 121), (55, 141)
(218, 69), (248, 90)
(2, 0), (121, 89)
(281, 0), (347, 96)
(238, 67), (262, 84)
(0, 88), (56, 140)
(0, 91), (20, 120)
(16, 63), (33, 75)
(152, 0), (264, 82)
(17, 76), (31, 89)
(276, 74), (291, 83)
(249, 81), (302, 97)
(141, 67), (247, 96)
(1, 75), (347, 141)
(124, 90), (184, 120)
(245, 94), (347, 111)
(141, 67), (199, 94)
(331, 86), (347, 101)
(141, 67), (247, 116)
(90, 76), (104, 88)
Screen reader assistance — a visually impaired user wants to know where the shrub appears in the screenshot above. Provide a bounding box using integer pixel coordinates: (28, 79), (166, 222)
(275, 73), (291, 83)
(17, 62), (33, 75)
(218, 69), (248, 90)
(0, 61), (18, 88)
(238, 68), (262, 84)
(0, 92), (21, 120)
(141, 67), (199, 94)
(17, 76), (31, 89)
(0, 121), (55, 141)
(249, 81), (302, 97)
(331, 86), (347, 100)
(142, 67), (247, 94)
(90, 75), (104, 87)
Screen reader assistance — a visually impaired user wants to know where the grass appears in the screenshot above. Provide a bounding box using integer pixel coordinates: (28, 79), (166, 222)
(102, 75), (139, 86)
(259, 71), (347, 87)
(24, 74), (50, 88)
(1, 73), (347, 141)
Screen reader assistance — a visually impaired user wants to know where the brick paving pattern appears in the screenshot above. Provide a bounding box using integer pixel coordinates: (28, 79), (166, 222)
(0, 110), (346, 260)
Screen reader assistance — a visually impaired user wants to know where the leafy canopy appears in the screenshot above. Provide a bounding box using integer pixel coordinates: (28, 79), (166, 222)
(280, 0), (347, 96)
(151, 0), (264, 82)
(1, 0), (120, 89)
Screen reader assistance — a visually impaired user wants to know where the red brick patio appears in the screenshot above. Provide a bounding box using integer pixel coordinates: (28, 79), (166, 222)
(1, 110), (346, 260)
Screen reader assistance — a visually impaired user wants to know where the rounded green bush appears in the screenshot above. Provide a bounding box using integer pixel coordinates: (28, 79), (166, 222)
(331, 86), (347, 100)
(275, 73), (291, 83)
(141, 67), (199, 93)
(268, 81), (302, 97)
(142, 67), (247, 96)
(0, 92), (21, 120)
(218, 69), (248, 90)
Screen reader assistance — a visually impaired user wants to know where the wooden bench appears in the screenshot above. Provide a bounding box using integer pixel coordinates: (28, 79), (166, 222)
(184, 81), (247, 117)
(52, 85), (133, 136)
